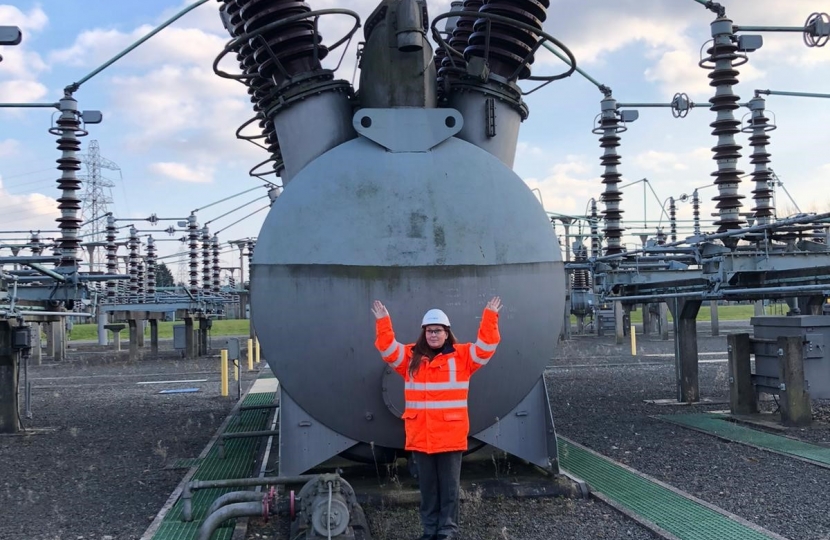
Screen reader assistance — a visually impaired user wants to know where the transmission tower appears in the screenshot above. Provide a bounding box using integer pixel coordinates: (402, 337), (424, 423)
(79, 140), (119, 271)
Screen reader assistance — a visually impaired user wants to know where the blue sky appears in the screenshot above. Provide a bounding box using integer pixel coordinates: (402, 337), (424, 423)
(1, 0), (829, 281)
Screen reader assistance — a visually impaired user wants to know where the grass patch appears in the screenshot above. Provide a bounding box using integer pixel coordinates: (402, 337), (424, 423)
(68, 319), (251, 341)
(67, 304), (791, 341)
(572, 303), (790, 324)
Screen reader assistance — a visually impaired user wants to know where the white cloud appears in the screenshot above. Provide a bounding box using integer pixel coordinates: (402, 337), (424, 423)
(0, 79), (48, 102)
(0, 175), (60, 231)
(642, 48), (771, 100)
(0, 46), (48, 80)
(50, 25), (227, 69)
(516, 141), (545, 158)
(109, 64), (261, 168)
(0, 138), (20, 157)
(149, 162), (214, 183)
(522, 156), (601, 215)
(0, 5), (50, 107)
(632, 147), (711, 174)
(0, 5), (48, 32)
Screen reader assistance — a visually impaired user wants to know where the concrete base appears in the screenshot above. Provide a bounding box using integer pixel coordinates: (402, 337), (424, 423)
(721, 412), (789, 433)
(643, 397), (726, 406)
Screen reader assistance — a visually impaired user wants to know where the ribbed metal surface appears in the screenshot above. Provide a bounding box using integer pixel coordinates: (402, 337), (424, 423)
(150, 391), (276, 540)
(558, 438), (778, 540)
(598, 97), (625, 256)
(704, 17), (746, 238)
(168, 458), (203, 470)
(660, 413), (830, 467)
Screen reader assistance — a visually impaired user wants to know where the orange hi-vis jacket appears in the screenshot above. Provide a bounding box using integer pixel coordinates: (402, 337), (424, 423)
(374, 308), (500, 454)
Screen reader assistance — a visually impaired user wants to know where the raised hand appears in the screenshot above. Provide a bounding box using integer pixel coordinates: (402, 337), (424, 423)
(371, 300), (389, 320)
(486, 296), (503, 313)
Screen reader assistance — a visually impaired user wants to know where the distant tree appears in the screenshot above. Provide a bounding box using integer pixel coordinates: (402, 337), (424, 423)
(156, 262), (175, 288)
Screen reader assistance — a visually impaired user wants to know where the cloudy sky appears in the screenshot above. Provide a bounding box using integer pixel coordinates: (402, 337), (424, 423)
(1, 0), (829, 278)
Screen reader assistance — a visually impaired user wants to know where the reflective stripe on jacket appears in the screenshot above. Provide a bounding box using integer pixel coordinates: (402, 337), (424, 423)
(374, 308), (500, 453)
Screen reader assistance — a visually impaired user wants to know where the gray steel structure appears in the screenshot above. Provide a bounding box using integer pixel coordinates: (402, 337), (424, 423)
(215, 0), (575, 476)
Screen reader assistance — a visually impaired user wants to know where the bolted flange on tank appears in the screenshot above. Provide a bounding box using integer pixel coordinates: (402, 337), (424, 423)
(248, 0), (565, 476)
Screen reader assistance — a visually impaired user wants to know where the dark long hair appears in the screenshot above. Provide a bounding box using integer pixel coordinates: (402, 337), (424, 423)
(408, 325), (457, 378)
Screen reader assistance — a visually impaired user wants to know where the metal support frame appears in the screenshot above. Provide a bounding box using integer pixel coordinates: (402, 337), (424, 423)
(669, 298), (702, 403)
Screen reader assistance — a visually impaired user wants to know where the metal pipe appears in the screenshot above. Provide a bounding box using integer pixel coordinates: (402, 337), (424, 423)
(65, 0), (210, 92)
(25, 263), (67, 282)
(0, 256), (61, 264)
(733, 25), (805, 32)
(0, 102), (58, 108)
(192, 185), (265, 213)
(608, 283), (830, 303)
(215, 206), (269, 235)
(182, 475), (314, 521)
(197, 501), (265, 540)
(540, 41), (606, 93)
(0, 230), (60, 234)
(0, 310), (94, 317)
(204, 196), (269, 226)
(205, 491), (264, 517)
(756, 89), (830, 99)
(616, 103), (673, 108)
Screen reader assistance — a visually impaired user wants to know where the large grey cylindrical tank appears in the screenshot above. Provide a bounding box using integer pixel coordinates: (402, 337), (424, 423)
(252, 108), (565, 452)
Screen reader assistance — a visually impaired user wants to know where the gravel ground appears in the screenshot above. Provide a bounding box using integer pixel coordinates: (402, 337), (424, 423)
(0, 348), (259, 540)
(246, 494), (660, 540)
(6, 323), (829, 540)
(549, 331), (830, 540)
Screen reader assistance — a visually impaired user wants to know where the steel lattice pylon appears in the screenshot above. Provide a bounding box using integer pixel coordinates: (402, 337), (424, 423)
(79, 140), (119, 271)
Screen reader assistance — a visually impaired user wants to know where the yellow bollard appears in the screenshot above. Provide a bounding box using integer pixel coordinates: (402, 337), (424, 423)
(234, 358), (239, 381)
(220, 349), (229, 397)
(255, 337), (261, 364)
(630, 324), (637, 356)
(247, 338), (254, 371)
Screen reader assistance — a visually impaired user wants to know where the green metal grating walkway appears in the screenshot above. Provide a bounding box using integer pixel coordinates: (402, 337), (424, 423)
(658, 413), (830, 468)
(149, 390), (277, 540)
(558, 436), (785, 540)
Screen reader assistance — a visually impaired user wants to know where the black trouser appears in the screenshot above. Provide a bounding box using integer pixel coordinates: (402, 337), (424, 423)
(412, 450), (463, 537)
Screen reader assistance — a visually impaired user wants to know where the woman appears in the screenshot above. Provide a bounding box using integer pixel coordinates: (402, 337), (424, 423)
(371, 297), (502, 540)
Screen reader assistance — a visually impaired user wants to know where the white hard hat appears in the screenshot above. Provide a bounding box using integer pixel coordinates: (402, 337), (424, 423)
(422, 309), (450, 327)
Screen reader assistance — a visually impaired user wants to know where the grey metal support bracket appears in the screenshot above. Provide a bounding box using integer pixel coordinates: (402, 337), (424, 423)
(278, 387), (358, 476)
(472, 377), (559, 473)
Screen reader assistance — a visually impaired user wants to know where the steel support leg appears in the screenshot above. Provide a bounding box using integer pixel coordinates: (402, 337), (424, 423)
(54, 320), (65, 361)
(185, 317), (196, 359)
(128, 319), (139, 362)
(669, 298), (701, 403)
(97, 312), (107, 346)
(199, 318), (209, 356)
(727, 333), (757, 415)
(778, 335), (811, 426)
(150, 319), (159, 356)
(0, 321), (20, 433)
(659, 302), (669, 340)
(614, 302), (624, 345)
(31, 323), (42, 365)
(710, 300), (719, 337)
(46, 322), (55, 357)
